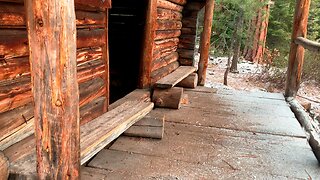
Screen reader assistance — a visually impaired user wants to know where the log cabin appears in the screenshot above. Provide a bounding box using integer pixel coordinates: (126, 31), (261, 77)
(0, 0), (214, 178)
(1, 0), (319, 179)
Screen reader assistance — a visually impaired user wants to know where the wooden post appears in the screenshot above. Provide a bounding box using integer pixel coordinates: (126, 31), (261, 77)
(197, 0), (215, 86)
(285, 0), (311, 97)
(25, 0), (80, 179)
(139, 0), (157, 88)
(103, 9), (110, 112)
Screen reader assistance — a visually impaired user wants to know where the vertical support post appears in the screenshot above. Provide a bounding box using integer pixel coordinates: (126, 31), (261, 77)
(25, 0), (80, 179)
(198, 0), (215, 86)
(139, 0), (157, 88)
(285, 0), (311, 97)
(103, 9), (110, 112)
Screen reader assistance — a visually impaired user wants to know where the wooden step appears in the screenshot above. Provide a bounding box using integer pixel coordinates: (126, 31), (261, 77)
(3, 99), (154, 177)
(155, 66), (196, 88)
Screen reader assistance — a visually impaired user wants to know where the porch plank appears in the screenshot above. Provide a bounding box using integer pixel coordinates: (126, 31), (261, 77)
(4, 100), (154, 177)
(155, 66), (196, 88)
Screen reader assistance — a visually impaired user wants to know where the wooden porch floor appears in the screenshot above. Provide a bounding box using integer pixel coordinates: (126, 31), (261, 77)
(81, 87), (320, 179)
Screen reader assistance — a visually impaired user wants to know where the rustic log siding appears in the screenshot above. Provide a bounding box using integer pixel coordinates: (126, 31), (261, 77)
(151, 0), (186, 84)
(0, 1), (109, 142)
(177, 1), (205, 66)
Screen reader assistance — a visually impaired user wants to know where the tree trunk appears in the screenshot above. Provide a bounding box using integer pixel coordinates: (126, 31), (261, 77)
(230, 11), (244, 73)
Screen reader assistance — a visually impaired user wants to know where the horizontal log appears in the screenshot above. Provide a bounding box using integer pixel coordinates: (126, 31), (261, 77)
(0, 76), (32, 114)
(295, 37), (320, 53)
(80, 97), (106, 125)
(153, 45), (178, 61)
(123, 125), (164, 139)
(152, 52), (179, 71)
(182, 17), (198, 28)
(0, 2), (25, 27)
(0, 56), (30, 81)
(156, 20), (182, 30)
(177, 73), (198, 88)
(76, 0), (111, 8)
(0, 29), (28, 59)
(79, 77), (106, 107)
(179, 35), (196, 45)
(287, 98), (320, 162)
(152, 87), (183, 109)
(0, 47), (103, 82)
(0, 29), (105, 59)
(157, 0), (183, 12)
(0, 102), (33, 142)
(77, 29), (106, 49)
(178, 42), (196, 50)
(0, 0), (111, 7)
(151, 61), (179, 84)
(178, 49), (195, 59)
(179, 58), (193, 66)
(157, 8), (182, 20)
(181, 27), (197, 35)
(155, 30), (181, 40)
(77, 47), (103, 66)
(167, 0), (187, 5)
(77, 59), (106, 83)
(0, 2), (106, 27)
(154, 38), (180, 51)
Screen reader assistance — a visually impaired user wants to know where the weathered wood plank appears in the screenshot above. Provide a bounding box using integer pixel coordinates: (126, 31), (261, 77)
(25, 0), (80, 178)
(155, 66), (196, 88)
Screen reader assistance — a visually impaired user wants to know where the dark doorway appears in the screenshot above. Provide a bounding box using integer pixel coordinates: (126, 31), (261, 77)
(109, 0), (148, 103)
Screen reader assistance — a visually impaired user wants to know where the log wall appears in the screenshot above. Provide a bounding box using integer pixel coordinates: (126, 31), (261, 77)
(150, 0), (186, 84)
(0, 1), (109, 144)
(177, 1), (205, 66)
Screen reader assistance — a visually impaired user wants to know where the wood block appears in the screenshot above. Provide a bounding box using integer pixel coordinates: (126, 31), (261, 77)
(155, 66), (196, 88)
(177, 73), (198, 89)
(152, 87), (183, 109)
(124, 126), (164, 139)
(134, 111), (165, 127)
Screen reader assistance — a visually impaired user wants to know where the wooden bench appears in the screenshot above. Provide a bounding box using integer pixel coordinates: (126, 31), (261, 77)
(155, 66), (197, 88)
(153, 66), (197, 109)
(2, 90), (154, 177)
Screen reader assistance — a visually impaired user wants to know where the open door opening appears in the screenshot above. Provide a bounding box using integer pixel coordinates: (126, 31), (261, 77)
(109, 0), (148, 103)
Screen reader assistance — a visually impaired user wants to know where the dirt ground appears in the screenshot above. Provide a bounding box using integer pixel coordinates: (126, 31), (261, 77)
(196, 55), (320, 122)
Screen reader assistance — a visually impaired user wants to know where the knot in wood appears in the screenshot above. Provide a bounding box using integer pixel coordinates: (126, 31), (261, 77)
(55, 99), (62, 107)
(37, 19), (44, 27)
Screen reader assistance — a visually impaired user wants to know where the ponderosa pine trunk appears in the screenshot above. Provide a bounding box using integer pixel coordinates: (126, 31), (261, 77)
(230, 11), (244, 73)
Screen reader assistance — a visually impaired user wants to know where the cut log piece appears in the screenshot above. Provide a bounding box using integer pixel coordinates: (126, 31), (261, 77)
(124, 126), (164, 139)
(124, 110), (165, 139)
(155, 66), (196, 88)
(3, 101), (154, 176)
(0, 151), (9, 179)
(152, 87), (183, 109)
(177, 73), (198, 89)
